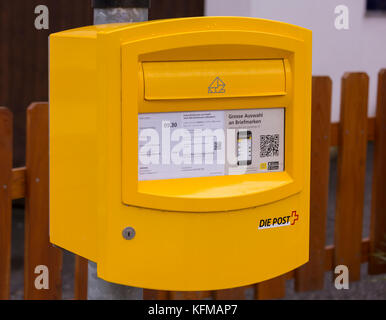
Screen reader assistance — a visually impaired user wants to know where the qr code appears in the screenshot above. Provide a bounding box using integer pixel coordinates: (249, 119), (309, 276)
(260, 134), (279, 157)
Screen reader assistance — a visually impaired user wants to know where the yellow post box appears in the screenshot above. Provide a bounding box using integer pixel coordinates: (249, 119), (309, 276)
(50, 17), (312, 291)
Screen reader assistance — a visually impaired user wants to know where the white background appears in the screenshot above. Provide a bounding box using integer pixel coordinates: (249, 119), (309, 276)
(205, 0), (386, 121)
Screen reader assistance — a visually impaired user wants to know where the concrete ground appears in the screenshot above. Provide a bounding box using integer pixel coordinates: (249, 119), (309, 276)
(9, 142), (386, 300)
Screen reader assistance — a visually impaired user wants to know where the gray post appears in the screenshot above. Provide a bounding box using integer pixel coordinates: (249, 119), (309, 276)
(88, 262), (143, 300)
(93, 0), (149, 24)
(87, 0), (150, 300)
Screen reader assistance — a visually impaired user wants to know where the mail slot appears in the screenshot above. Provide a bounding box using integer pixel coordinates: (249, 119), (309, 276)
(50, 17), (312, 291)
(143, 59), (287, 100)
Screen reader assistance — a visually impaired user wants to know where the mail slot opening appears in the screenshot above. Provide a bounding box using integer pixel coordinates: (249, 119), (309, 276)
(142, 59), (287, 100)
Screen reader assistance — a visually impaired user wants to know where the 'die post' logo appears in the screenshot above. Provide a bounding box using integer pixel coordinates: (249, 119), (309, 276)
(258, 211), (299, 230)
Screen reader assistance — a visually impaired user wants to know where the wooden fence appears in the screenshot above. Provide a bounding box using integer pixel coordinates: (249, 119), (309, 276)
(0, 71), (385, 300)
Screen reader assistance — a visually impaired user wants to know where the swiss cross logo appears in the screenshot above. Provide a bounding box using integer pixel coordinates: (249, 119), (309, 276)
(291, 210), (299, 225)
(208, 77), (226, 93)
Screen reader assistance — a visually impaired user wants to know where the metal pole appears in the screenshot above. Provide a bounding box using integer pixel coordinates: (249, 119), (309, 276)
(93, 0), (149, 24)
(88, 0), (150, 300)
(88, 262), (143, 300)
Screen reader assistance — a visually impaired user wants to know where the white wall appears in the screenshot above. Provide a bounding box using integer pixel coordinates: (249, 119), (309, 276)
(205, 0), (386, 121)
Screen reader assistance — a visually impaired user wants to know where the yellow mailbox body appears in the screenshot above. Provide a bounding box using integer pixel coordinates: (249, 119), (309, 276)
(50, 17), (312, 291)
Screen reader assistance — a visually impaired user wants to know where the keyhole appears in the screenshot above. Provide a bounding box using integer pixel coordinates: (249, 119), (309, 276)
(122, 227), (136, 240)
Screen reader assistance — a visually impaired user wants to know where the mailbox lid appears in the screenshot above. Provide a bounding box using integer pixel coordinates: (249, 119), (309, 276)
(143, 59), (286, 100)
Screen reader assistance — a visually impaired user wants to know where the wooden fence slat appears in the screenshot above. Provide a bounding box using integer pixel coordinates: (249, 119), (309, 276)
(255, 276), (286, 300)
(367, 118), (376, 141)
(330, 118), (374, 146)
(214, 286), (249, 300)
(0, 107), (13, 300)
(24, 102), (63, 299)
(295, 76), (332, 292)
(325, 238), (370, 271)
(169, 291), (212, 300)
(74, 256), (88, 300)
(369, 69), (386, 274)
(144, 290), (170, 300)
(334, 73), (369, 282)
(11, 167), (26, 200)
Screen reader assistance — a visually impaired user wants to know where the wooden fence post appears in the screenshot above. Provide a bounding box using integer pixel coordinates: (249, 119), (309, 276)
(74, 256), (88, 300)
(255, 276), (286, 300)
(0, 107), (13, 300)
(169, 291), (212, 300)
(24, 102), (63, 299)
(334, 73), (369, 282)
(369, 69), (386, 274)
(144, 289), (170, 300)
(295, 76), (332, 291)
(214, 286), (247, 300)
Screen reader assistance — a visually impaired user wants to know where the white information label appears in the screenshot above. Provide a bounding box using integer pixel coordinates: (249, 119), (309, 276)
(138, 108), (285, 181)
